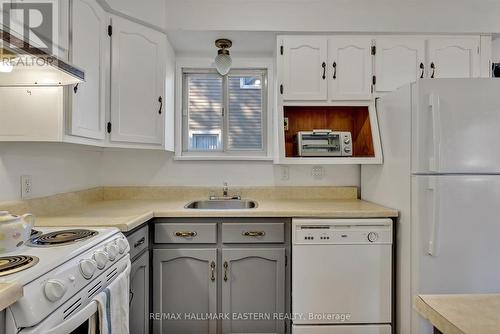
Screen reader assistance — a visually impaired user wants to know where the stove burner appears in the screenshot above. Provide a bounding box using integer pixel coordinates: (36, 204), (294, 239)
(27, 229), (98, 247)
(30, 229), (42, 238)
(0, 255), (39, 277)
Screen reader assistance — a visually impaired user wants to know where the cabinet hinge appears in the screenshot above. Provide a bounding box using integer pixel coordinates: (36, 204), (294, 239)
(280, 84), (284, 95)
(371, 45), (376, 55)
(107, 122), (112, 133)
(372, 75), (376, 85)
(107, 25), (112, 36)
(280, 45), (283, 55)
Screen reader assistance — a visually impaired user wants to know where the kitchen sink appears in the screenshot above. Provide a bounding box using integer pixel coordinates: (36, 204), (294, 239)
(184, 199), (258, 210)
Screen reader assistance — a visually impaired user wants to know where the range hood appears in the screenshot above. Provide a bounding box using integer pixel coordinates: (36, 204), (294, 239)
(0, 28), (84, 86)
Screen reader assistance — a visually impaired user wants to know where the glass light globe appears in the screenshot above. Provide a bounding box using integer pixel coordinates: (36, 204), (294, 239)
(215, 51), (232, 76)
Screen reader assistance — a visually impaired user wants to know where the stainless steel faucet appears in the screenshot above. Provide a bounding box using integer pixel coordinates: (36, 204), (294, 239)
(209, 182), (241, 200)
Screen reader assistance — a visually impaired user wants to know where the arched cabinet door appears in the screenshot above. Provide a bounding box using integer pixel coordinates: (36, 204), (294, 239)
(328, 37), (373, 100)
(68, 0), (107, 140)
(153, 248), (217, 334)
(281, 36), (328, 101)
(427, 37), (480, 79)
(110, 15), (166, 145)
(129, 251), (149, 334)
(374, 37), (426, 93)
(221, 248), (285, 334)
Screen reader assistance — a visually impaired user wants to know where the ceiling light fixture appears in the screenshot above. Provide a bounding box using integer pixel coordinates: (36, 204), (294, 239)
(214, 39), (232, 76)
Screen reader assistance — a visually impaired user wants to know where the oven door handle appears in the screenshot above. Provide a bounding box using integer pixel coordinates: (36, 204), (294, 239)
(43, 301), (98, 334)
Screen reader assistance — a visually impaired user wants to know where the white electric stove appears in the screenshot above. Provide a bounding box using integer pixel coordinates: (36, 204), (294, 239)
(0, 226), (130, 334)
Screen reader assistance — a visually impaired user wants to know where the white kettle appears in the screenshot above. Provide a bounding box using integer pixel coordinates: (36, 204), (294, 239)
(0, 211), (35, 253)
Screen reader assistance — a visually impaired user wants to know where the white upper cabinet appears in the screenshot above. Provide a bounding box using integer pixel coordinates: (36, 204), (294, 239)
(427, 37), (480, 78)
(328, 37), (373, 100)
(67, 0), (108, 140)
(281, 36), (328, 101)
(374, 37), (425, 93)
(110, 15), (166, 145)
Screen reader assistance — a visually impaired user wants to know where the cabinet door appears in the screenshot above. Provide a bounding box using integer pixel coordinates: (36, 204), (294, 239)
(221, 248), (285, 334)
(67, 0), (107, 140)
(374, 37), (425, 93)
(153, 249), (217, 334)
(130, 251), (149, 334)
(328, 37), (373, 100)
(427, 37), (480, 78)
(282, 37), (328, 101)
(110, 16), (166, 144)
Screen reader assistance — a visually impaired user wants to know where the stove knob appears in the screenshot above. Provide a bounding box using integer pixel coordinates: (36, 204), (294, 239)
(105, 244), (119, 260)
(367, 232), (379, 243)
(93, 251), (108, 269)
(79, 259), (97, 279)
(44, 279), (67, 302)
(344, 137), (351, 145)
(115, 238), (128, 254)
(344, 147), (352, 153)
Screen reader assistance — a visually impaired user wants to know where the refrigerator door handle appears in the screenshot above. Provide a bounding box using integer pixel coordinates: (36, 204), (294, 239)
(427, 177), (440, 256)
(428, 94), (441, 172)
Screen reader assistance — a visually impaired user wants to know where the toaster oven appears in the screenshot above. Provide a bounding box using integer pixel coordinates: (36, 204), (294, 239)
(296, 130), (352, 157)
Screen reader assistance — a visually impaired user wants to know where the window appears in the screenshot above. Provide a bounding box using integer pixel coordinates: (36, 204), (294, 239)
(182, 69), (267, 157)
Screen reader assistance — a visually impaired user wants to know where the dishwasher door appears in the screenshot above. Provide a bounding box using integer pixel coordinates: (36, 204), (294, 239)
(292, 324), (392, 334)
(292, 219), (392, 325)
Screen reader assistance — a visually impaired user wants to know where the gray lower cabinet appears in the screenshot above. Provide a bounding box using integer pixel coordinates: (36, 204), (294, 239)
(153, 248), (217, 334)
(130, 250), (150, 334)
(221, 248), (285, 334)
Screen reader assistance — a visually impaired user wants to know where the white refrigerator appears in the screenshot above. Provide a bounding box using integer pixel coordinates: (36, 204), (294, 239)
(361, 79), (500, 334)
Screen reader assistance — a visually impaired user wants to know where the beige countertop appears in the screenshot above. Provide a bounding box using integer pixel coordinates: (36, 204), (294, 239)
(0, 282), (23, 311)
(34, 198), (398, 232)
(415, 294), (500, 334)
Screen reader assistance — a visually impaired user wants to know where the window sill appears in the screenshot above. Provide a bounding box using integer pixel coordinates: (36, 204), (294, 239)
(174, 155), (274, 161)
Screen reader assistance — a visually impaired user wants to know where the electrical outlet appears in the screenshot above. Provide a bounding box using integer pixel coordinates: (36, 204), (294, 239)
(280, 166), (290, 181)
(311, 166), (324, 179)
(21, 175), (32, 199)
(284, 117), (289, 131)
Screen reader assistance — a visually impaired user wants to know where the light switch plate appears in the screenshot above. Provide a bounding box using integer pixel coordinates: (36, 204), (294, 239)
(280, 166), (290, 180)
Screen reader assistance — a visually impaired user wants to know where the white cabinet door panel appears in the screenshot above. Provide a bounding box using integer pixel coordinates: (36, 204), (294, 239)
(282, 36), (328, 101)
(427, 37), (480, 78)
(374, 37), (425, 93)
(68, 0), (107, 140)
(328, 37), (372, 100)
(110, 16), (165, 145)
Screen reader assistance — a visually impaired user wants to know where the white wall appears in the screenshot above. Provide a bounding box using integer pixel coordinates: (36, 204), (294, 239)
(165, 0), (500, 34)
(0, 143), (102, 201)
(100, 149), (360, 187)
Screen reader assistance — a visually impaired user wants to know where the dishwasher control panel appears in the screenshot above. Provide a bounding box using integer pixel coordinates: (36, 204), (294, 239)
(293, 219), (392, 245)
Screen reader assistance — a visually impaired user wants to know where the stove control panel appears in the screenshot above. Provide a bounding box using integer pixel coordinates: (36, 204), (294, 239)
(9, 233), (131, 329)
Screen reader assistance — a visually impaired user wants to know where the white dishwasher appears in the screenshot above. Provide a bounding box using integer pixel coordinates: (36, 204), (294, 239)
(292, 219), (392, 334)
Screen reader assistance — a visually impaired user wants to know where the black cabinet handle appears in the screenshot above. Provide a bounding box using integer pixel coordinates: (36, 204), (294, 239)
(73, 84), (79, 94)
(158, 96), (163, 114)
(223, 261), (228, 281)
(419, 63), (425, 78)
(322, 62), (326, 79)
(332, 62), (337, 79)
(430, 62), (436, 78)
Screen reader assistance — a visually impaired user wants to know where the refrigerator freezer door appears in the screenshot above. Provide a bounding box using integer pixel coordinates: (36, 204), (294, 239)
(292, 325), (391, 334)
(412, 79), (500, 174)
(412, 175), (500, 333)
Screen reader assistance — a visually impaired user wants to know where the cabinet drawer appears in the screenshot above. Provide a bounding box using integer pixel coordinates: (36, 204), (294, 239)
(155, 223), (217, 244)
(127, 225), (149, 260)
(222, 223), (284, 243)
